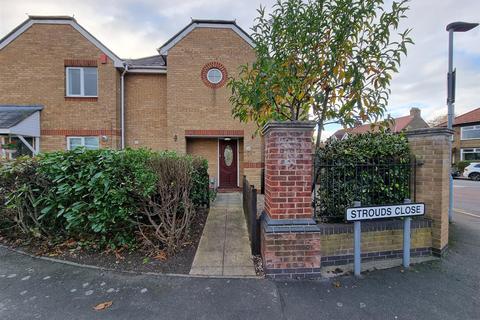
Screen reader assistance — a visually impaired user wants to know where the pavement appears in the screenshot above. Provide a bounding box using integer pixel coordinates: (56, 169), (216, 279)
(0, 181), (479, 319)
(190, 192), (256, 276)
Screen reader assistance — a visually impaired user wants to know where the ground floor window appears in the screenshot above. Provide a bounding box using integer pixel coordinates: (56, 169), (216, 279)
(1, 136), (35, 159)
(461, 148), (480, 161)
(67, 136), (100, 150)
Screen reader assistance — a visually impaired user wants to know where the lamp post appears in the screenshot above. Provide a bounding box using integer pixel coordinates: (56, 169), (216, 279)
(446, 21), (479, 222)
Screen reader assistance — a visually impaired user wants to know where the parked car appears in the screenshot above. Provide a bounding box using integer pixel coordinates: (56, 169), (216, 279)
(463, 163), (480, 181)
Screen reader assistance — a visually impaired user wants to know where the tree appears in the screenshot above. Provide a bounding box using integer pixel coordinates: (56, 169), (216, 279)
(228, 0), (413, 148)
(427, 113), (450, 127)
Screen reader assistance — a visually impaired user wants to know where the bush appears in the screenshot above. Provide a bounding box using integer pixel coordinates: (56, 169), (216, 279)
(456, 160), (471, 174)
(0, 148), (210, 251)
(315, 132), (412, 222)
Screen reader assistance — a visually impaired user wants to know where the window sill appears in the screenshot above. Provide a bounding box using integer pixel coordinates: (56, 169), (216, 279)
(65, 96), (98, 102)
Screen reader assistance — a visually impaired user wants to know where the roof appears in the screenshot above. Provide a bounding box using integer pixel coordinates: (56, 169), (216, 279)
(0, 16), (123, 67)
(158, 19), (254, 55)
(0, 105), (43, 129)
(438, 107), (480, 127)
(333, 115), (415, 139)
(127, 55), (166, 67)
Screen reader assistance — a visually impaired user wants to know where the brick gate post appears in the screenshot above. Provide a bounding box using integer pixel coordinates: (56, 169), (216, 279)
(260, 121), (321, 279)
(406, 127), (454, 256)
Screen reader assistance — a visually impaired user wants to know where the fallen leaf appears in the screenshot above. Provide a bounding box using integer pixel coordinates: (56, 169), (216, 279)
(333, 281), (341, 288)
(93, 301), (113, 311)
(153, 251), (167, 261)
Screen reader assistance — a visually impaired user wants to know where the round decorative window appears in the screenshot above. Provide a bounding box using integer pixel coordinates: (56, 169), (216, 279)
(224, 145), (233, 167)
(207, 68), (223, 84)
(201, 62), (227, 88)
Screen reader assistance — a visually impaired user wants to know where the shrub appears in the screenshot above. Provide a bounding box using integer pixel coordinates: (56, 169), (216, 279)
(456, 160), (471, 174)
(190, 156), (210, 207)
(0, 148), (210, 252)
(136, 153), (194, 253)
(315, 132), (412, 222)
(0, 157), (53, 237)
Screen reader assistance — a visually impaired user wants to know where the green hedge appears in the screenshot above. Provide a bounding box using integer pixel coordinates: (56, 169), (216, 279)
(0, 149), (210, 249)
(315, 132), (412, 222)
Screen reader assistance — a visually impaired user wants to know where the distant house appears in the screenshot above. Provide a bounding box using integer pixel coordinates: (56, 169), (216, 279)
(438, 107), (480, 163)
(332, 107), (429, 140)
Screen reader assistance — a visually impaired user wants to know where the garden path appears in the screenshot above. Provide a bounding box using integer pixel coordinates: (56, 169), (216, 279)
(189, 193), (256, 276)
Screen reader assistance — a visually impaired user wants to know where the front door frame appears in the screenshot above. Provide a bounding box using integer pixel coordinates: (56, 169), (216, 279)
(217, 138), (239, 188)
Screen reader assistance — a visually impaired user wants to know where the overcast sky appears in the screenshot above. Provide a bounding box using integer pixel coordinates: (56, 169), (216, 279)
(1, 0), (479, 138)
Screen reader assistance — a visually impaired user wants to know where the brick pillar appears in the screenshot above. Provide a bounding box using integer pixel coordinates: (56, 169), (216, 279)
(260, 121), (321, 279)
(406, 127), (453, 256)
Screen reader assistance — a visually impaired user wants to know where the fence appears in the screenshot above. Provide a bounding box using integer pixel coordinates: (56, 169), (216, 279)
(242, 175), (261, 255)
(314, 158), (417, 222)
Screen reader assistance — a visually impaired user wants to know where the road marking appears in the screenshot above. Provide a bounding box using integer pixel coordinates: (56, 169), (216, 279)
(454, 208), (480, 218)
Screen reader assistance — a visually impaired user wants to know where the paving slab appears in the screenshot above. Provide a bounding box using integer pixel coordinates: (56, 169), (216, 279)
(190, 193), (256, 276)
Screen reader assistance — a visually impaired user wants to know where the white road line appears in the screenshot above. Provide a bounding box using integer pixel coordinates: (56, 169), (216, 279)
(454, 208), (480, 218)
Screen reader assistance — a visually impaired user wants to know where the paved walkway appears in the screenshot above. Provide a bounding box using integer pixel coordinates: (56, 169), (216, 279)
(190, 193), (256, 276)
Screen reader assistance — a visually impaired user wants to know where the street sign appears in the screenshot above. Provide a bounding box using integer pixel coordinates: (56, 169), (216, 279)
(346, 203), (425, 222)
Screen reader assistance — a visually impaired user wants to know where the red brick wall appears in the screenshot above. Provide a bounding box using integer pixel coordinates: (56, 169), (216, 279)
(264, 127), (314, 220)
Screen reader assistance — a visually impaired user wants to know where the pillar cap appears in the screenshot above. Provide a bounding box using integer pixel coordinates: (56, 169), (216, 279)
(261, 120), (316, 135)
(405, 127), (454, 138)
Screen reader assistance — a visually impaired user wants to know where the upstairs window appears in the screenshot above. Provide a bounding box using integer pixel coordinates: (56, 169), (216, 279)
(66, 67), (98, 97)
(461, 125), (480, 140)
(67, 136), (100, 150)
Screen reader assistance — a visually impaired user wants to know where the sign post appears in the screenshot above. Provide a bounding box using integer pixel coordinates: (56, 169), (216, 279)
(353, 201), (362, 277)
(403, 199), (412, 268)
(346, 201), (425, 277)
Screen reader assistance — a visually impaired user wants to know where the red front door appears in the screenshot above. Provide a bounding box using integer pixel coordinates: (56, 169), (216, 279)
(219, 139), (238, 188)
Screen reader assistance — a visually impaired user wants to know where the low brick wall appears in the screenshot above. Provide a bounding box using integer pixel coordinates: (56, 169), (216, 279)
(319, 219), (432, 267)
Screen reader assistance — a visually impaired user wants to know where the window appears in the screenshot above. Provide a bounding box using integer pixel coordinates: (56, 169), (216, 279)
(461, 148), (480, 161)
(67, 137), (100, 150)
(461, 125), (480, 140)
(66, 67), (98, 97)
(206, 68), (223, 84)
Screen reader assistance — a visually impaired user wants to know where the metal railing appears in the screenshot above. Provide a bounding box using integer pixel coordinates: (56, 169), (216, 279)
(313, 158), (417, 222)
(242, 175), (260, 255)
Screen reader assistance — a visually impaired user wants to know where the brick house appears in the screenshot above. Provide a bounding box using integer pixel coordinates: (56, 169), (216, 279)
(438, 107), (480, 163)
(0, 16), (263, 189)
(332, 107), (429, 140)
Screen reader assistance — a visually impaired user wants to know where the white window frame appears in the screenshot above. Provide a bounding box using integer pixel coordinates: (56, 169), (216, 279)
(207, 68), (223, 84)
(65, 67), (98, 97)
(460, 125), (480, 140)
(67, 136), (100, 150)
(461, 148), (480, 161)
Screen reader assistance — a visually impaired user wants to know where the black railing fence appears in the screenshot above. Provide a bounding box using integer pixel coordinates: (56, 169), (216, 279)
(242, 175), (261, 255)
(313, 157), (417, 222)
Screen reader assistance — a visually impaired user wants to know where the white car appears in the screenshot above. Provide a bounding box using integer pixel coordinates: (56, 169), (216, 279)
(463, 162), (480, 181)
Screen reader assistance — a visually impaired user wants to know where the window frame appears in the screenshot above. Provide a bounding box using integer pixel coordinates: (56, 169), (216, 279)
(67, 136), (100, 150)
(461, 148), (480, 161)
(206, 68), (223, 84)
(65, 67), (98, 97)
(460, 125), (480, 140)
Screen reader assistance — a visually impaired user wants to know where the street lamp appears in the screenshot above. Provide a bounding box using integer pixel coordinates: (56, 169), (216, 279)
(446, 21), (479, 223)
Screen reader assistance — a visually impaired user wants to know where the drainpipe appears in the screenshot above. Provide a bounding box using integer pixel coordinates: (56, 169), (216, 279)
(120, 63), (129, 149)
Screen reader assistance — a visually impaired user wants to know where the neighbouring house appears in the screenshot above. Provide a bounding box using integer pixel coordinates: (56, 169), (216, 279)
(0, 16), (263, 189)
(438, 107), (480, 163)
(332, 107), (429, 140)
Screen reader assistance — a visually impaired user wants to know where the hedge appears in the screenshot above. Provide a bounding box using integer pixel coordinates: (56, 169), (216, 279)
(0, 148), (210, 251)
(315, 132), (413, 222)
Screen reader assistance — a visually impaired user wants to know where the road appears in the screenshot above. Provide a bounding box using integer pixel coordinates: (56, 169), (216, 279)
(454, 178), (480, 218)
(0, 181), (478, 319)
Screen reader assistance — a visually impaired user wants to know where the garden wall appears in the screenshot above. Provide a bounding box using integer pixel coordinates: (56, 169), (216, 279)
(259, 122), (453, 279)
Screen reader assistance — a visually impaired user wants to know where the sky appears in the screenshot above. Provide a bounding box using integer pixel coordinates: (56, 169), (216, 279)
(1, 0), (479, 138)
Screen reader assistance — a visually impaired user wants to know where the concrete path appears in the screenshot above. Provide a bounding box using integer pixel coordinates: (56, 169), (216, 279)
(190, 193), (256, 276)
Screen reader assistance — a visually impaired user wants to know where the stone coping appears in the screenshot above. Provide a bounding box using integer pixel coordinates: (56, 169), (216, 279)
(406, 127), (454, 137)
(261, 120), (316, 135)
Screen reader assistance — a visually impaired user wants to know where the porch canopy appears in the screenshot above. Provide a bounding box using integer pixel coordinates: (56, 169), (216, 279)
(0, 105), (43, 154)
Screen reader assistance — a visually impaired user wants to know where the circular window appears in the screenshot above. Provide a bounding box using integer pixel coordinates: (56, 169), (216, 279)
(207, 68), (223, 84)
(201, 62), (227, 88)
